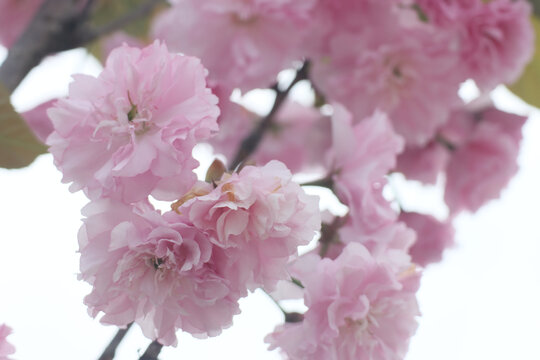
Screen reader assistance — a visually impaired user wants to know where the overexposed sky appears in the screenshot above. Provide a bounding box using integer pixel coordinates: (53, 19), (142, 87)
(1, 47), (539, 360)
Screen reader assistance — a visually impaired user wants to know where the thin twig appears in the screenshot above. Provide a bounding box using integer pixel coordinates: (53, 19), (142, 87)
(300, 176), (334, 190)
(229, 61), (310, 170)
(319, 216), (346, 258)
(139, 340), (163, 360)
(98, 323), (133, 360)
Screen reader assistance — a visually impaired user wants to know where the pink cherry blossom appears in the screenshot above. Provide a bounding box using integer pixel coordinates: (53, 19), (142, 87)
(21, 99), (55, 143)
(395, 142), (451, 185)
(0, 0), (43, 48)
(417, 0), (534, 89)
(311, 11), (461, 145)
(444, 108), (526, 214)
(47, 41), (219, 203)
(79, 199), (240, 346)
(152, 0), (316, 90)
(101, 31), (146, 60)
(329, 105), (404, 234)
(0, 324), (15, 360)
(266, 243), (420, 360)
(399, 211), (454, 267)
(176, 160), (321, 293)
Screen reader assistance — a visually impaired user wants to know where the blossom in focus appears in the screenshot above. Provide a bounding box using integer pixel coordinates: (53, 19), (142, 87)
(328, 105), (404, 234)
(152, 0), (316, 91)
(399, 211), (454, 267)
(0, 0), (43, 48)
(0, 324), (15, 360)
(266, 242), (420, 360)
(79, 199), (240, 346)
(47, 42), (219, 203)
(444, 107), (526, 214)
(177, 160), (321, 294)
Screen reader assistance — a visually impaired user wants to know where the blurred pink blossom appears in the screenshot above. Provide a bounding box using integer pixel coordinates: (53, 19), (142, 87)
(445, 108), (526, 213)
(399, 211), (454, 267)
(152, 0), (316, 90)
(0, 324), (15, 360)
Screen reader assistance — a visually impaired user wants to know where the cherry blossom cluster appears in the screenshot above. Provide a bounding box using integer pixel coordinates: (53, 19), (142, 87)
(146, 0), (532, 357)
(46, 42), (320, 345)
(31, 0), (533, 358)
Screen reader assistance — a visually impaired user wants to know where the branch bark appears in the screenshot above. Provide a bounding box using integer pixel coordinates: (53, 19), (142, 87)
(139, 341), (163, 360)
(0, 0), (164, 93)
(229, 61), (310, 170)
(97, 323), (133, 360)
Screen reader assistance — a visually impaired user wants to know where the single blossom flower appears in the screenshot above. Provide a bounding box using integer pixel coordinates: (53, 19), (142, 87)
(266, 242), (420, 360)
(152, 0), (317, 91)
(176, 160), (321, 294)
(399, 211), (454, 267)
(444, 107), (526, 213)
(47, 41), (219, 203)
(79, 199), (240, 346)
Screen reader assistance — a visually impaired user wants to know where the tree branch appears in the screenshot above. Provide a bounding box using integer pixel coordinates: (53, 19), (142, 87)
(0, 0), (165, 93)
(229, 61), (310, 170)
(97, 323), (133, 360)
(139, 340), (163, 360)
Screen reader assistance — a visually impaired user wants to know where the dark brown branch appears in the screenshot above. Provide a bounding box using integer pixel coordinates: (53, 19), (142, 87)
(98, 323), (133, 360)
(0, 0), (164, 93)
(300, 176), (334, 190)
(139, 340), (163, 360)
(319, 216), (346, 258)
(229, 61), (310, 170)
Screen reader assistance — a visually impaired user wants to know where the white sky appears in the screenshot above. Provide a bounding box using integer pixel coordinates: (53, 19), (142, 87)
(0, 48), (539, 360)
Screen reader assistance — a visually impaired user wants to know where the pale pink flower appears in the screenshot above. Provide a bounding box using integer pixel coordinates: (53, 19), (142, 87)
(399, 212), (454, 267)
(152, 0), (316, 90)
(329, 105), (404, 234)
(444, 108), (526, 213)
(266, 243), (420, 360)
(47, 42), (219, 203)
(21, 99), (55, 143)
(417, 0), (534, 89)
(395, 142), (451, 185)
(177, 160), (321, 293)
(0, 0), (43, 48)
(311, 22), (460, 145)
(79, 199), (240, 346)
(0, 324), (15, 360)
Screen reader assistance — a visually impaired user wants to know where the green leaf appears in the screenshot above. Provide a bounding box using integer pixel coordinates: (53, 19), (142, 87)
(0, 83), (47, 169)
(508, 16), (540, 108)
